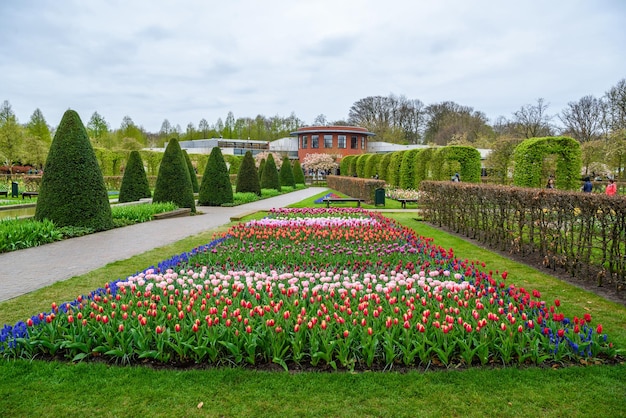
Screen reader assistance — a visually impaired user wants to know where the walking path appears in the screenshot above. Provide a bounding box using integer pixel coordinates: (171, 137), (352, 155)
(0, 187), (328, 302)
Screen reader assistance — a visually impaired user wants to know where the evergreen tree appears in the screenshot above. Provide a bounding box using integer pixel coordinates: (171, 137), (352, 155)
(153, 138), (196, 212)
(292, 160), (305, 185)
(279, 156), (296, 187)
(235, 151), (261, 195)
(35, 109), (113, 231)
(118, 150), (151, 203)
(260, 153), (281, 191)
(198, 146), (233, 206)
(258, 158), (266, 181)
(182, 150), (199, 193)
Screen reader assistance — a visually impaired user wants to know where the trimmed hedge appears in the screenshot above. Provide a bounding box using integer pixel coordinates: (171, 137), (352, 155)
(152, 138), (196, 212)
(35, 110), (113, 231)
(198, 146), (233, 206)
(378, 152), (393, 182)
(420, 180), (626, 291)
(326, 175), (385, 203)
(400, 149), (420, 189)
(235, 151), (261, 196)
(118, 150), (151, 203)
(363, 153), (382, 179)
(339, 155), (353, 176)
(387, 151), (404, 187)
(356, 154), (369, 178)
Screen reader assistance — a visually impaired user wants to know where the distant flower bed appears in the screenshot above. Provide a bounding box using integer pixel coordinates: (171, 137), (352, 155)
(0, 208), (620, 370)
(385, 187), (421, 200)
(314, 192), (341, 204)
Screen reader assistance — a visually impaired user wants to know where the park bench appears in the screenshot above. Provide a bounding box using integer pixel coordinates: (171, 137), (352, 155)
(21, 191), (39, 199)
(322, 198), (364, 208)
(0, 191), (8, 197)
(397, 198), (419, 209)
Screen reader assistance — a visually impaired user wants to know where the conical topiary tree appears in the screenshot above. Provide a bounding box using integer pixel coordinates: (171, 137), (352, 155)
(182, 150), (199, 193)
(260, 153), (281, 192)
(235, 151), (261, 196)
(293, 159), (305, 185)
(258, 158), (266, 181)
(198, 146), (233, 206)
(35, 109), (113, 231)
(153, 138), (196, 212)
(118, 150), (151, 203)
(279, 156), (296, 188)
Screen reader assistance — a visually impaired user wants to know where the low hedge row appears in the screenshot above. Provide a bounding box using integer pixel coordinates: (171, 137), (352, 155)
(420, 181), (626, 293)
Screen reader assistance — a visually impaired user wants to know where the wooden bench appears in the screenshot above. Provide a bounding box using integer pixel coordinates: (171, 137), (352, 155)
(322, 198), (364, 208)
(397, 198), (419, 209)
(0, 191), (8, 197)
(22, 191), (39, 199)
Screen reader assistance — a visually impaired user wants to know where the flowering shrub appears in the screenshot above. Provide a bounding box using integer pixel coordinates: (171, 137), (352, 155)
(0, 208), (620, 371)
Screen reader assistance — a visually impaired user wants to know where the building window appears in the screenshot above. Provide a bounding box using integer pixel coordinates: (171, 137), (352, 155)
(312, 135), (319, 149)
(338, 135), (346, 149)
(324, 134), (333, 148)
(361, 137), (366, 149)
(351, 136), (358, 149)
(302, 135), (308, 149)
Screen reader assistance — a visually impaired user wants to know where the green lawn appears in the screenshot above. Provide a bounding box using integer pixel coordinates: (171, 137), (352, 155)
(1, 192), (626, 417)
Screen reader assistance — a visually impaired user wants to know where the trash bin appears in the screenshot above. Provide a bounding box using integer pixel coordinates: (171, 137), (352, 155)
(374, 188), (385, 207)
(11, 181), (18, 198)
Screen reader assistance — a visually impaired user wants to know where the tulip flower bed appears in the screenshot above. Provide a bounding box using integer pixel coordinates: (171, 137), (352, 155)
(0, 208), (620, 371)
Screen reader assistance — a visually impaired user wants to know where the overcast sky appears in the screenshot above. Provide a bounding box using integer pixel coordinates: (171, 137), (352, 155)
(1, 0), (625, 133)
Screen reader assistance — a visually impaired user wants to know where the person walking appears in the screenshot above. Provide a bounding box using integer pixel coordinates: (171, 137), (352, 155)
(605, 179), (617, 196)
(582, 177), (593, 193)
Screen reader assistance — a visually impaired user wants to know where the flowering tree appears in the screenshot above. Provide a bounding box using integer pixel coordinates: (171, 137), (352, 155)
(302, 153), (339, 172)
(254, 151), (283, 169)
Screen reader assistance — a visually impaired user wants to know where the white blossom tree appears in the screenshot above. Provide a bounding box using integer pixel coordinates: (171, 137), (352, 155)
(302, 153), (339, 173)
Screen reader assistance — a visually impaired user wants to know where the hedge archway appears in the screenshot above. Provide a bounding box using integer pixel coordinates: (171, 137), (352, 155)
(512, 136), (582, 190)
(432, 145), (481, 183)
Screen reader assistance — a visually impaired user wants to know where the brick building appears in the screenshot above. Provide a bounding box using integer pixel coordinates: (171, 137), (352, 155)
(290, 126), (375, 162)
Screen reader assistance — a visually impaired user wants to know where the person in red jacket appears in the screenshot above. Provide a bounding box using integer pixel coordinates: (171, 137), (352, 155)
(605, 179), (617, 196)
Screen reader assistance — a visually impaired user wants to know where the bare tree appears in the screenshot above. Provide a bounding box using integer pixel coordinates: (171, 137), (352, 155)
(559, 95), (605, 142)
(604, 78), (626, 132)
(348, 94), (425, 143)
(423, 101), (492, 146)
(512, 98), (554, 138)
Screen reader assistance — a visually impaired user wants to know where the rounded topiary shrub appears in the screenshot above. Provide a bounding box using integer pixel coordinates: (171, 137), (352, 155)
(152, 138), (196, 212)
(118, 150), (151, 203)
(260, 153), (281, 191)
(35, 109), (113, 231)
(198, 147), (233, 206)
(235, 151), (261, 196)
(183, 150), (199, 193)
(292, 159), (305, 185)
(279, 156), (296, 188)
